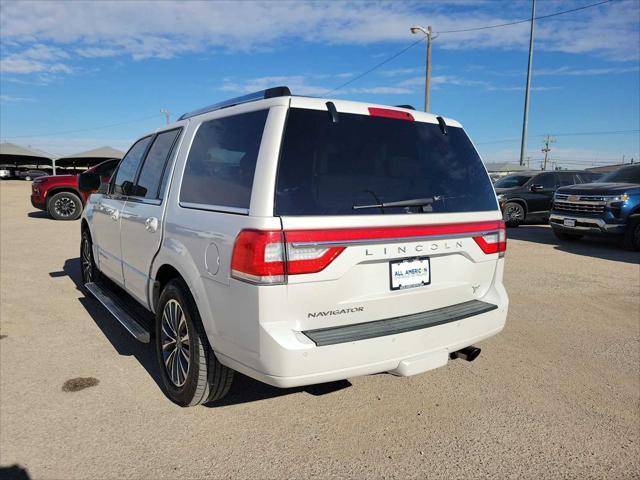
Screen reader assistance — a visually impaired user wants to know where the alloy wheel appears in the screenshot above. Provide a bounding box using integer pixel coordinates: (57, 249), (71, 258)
(81, 236), (93, 283)
(505, 204), (523, 222)
(54, 197), (76, 218)
(161, 299), (190, 387)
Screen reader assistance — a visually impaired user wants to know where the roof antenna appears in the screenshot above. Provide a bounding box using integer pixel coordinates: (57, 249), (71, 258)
(436, 116), (448, 135)
(326, 101), (339, 123)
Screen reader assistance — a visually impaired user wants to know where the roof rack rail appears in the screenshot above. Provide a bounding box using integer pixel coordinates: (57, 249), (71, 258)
(395, 104), (415, 110)
(178, 86), (292, 120)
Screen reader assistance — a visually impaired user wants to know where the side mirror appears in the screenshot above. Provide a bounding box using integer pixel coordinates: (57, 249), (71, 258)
(530, 184), (544, 192)
(78, 172), (101, 192)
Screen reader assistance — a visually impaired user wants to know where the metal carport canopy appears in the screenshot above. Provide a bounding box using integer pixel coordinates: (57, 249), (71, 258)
(0, 142), (55, 168)
(54, 146), (124, 170)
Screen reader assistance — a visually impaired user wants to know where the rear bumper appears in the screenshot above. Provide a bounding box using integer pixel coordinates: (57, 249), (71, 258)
(549, 213), (625, 235)
(216, 284), (508, 388)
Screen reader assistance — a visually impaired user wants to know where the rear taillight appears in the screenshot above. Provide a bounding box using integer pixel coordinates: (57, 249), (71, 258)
(231, 230), (345, 284)
(473, 221), (507, 256)
(231, 230), (286, 284)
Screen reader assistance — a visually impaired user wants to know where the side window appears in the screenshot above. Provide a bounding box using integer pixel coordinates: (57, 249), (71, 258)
(180, 110), (269, 209)
(94, 160), (119, 177)
(113, 136), (152, 196)
(135, 129), (181, 199)
(535, 173), (556, 189)
(557, 172), (577, 187)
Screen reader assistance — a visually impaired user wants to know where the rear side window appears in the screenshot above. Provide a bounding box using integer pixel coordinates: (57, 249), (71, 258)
(533, 173), (556, 189)
(136, 129), (181, 199)
(180, 110), (269, 209)
(556, 172), (578, 187)
(275, 108), (496, 215)
(113, 136), (152, 196)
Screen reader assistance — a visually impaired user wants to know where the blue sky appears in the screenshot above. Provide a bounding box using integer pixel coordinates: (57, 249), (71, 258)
(1, 0), (639, 168)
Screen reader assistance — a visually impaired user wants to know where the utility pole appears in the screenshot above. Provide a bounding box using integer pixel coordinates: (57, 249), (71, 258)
(541, 134), (555, 170)
(410, 25), (436, 112)
(519, 0), (536, 166)
(160, 108), (171, 125)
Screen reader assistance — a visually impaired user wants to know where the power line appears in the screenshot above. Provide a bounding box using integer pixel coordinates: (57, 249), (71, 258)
(437, 0), (614, 34)
(325, 0), (615, 94)
(4, 113), (164, 139)
(324, 37), (426, 95)
(476, 129), (640, 145)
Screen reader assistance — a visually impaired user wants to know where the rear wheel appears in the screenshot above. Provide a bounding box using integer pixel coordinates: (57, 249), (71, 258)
(80, 229), (100, 288)
(622, 216), (640, 251)
(48, 191), (82, 220)
(155, 278), (233, 406)
(503, 202), (525, 227)
(553, 229), (583, 241)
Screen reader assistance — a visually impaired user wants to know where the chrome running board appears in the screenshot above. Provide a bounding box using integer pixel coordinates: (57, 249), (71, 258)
(84, 282), (150, 343)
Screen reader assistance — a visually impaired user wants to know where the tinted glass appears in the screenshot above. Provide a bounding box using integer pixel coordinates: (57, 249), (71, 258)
(180, 110), (268, 209)
(600, 165), (640, 184)
(557, 172), (578, 187)
(93, 159), (119, 176)
(578, 172), (602, 183)
(534, 173), (556, 189)
(275, 109), (496, 215)
(113, 136), (152, 195)
(136, 129), (181, 199)
(494, 175), (533, 188)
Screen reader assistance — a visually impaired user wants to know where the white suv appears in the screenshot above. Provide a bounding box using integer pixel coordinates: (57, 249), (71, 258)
(79, 87), (508, 406)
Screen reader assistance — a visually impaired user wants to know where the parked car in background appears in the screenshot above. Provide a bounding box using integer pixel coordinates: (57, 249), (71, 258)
(495, 170), (601, 227)
(16, 169), (48, 181)
(78, 87), (509, 406)
(30, 158), (119, 220)
(0, 168), (13, 179)
(550, 164), (640, 250)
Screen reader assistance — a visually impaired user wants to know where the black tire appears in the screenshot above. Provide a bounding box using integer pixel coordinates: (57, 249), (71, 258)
(622, 216), (640, 251)
(503, 202), (525, 227)
(48, 191), (83, 220)
(80, 228), (100, 288)
(553, 229), (583, 241)
(155, 278), (233, 406)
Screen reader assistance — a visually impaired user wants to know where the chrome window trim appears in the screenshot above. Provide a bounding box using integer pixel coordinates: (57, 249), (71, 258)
(178, 201), (249, 215)
(290, 230), (497, 248)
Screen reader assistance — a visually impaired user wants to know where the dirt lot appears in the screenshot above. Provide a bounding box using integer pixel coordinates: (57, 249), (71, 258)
(1, 180), (639, 480)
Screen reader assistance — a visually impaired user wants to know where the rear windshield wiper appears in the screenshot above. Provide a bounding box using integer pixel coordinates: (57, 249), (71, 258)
(352, 197), (434, 211)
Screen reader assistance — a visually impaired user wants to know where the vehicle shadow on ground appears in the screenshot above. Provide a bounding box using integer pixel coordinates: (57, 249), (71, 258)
(27, 211), (51, 219)
(52, 257), (352, 407)
(507, 225), (639, 265)
(0, 464), (31, 480)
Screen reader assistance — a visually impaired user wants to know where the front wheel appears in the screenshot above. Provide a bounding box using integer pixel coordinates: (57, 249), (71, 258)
(155, 278), (234, 406)
(622, 216), (640, 251)
(503, 202), (525, 227)
(553, 229), (583, 241)
(48, 191), (82, 220)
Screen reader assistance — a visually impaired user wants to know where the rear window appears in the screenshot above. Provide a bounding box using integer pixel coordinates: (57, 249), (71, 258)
(494, 175), (532, 188)
(275, 108), (497, 215)
(600, 165), (640, 184)
(180, 110), (269, 209)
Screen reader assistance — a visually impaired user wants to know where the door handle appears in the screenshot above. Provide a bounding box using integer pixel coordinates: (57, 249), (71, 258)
(145, 217), (159, 233)
(111, 210), (119, 221)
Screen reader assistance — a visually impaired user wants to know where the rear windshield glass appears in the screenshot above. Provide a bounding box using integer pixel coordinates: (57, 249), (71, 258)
(275, 108), (497, 215)
(599, 165), (640, 184)
(494, 175), (532, 188)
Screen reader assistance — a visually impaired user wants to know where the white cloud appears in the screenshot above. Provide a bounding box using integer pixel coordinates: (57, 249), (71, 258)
(0, 0), (637, 77)
(0, 94), (34, 104)
(535, 66), (640, 76)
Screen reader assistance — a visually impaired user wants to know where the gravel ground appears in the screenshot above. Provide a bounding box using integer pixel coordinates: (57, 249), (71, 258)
(1, 180), (639, 480)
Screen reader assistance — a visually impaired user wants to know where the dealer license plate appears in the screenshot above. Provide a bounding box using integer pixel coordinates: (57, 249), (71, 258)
(563, 218), (576, 227)
(390, 257), (431, 290)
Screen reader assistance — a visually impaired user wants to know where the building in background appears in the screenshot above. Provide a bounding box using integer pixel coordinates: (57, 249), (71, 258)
(0, 143), (56, 178)
(54, 146), (124, 174)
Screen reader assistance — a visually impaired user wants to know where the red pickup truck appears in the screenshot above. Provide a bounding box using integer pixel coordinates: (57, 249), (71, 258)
(30, 158), (119, 220)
